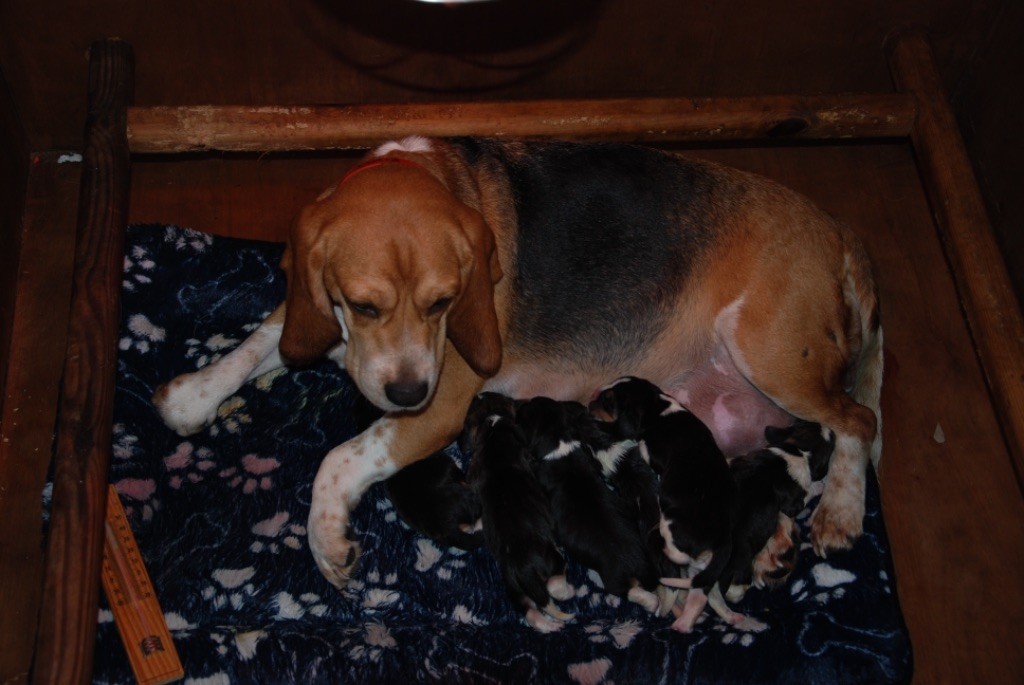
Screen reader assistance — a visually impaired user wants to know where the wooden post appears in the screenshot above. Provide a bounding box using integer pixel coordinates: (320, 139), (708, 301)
(888, 27), (1024, 486)
(32, 39), (133, 685)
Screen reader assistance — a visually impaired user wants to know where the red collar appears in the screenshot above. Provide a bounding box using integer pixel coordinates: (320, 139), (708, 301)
(338, 156), (425, 187)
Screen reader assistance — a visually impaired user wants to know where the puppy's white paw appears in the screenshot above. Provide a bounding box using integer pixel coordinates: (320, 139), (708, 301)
(670, 587), (707, 633)
(656, 586), (679, 616)
(810, 481), (864, 556)
(547, 575), (576, 601)
(152, 374), (222, 436)
(628, 586), (661, 614)
(308, 508), (360, 589)
(525, 608), (565, 633)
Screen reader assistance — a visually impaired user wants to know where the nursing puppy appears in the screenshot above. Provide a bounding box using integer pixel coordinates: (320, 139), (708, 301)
(719, 420), (836, 602)
(462, 392), (574, 632)
(590, 376), (741, 632)
(588, 422), (680, 616)
(384, 451), (483, 551)
(590, 429), (668, 571)
(516, 397), (661, 613)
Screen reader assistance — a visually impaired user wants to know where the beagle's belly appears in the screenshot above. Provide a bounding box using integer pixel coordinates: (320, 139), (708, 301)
(486, 345), (792, 458)
(661, 350), (794, 458)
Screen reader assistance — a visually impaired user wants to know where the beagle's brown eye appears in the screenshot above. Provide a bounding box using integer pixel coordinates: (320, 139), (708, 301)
(348, 301), (379, 319)
(428, 297), (453, 316)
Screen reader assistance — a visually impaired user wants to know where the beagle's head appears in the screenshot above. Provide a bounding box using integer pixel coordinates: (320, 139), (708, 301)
(279, 140), (503, 413)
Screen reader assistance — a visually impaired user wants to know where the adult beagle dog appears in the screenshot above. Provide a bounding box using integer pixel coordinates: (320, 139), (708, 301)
(152, 135), (883, 589)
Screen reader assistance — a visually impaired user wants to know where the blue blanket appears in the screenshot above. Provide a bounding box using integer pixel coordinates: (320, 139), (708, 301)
(91, 224), (912, 684)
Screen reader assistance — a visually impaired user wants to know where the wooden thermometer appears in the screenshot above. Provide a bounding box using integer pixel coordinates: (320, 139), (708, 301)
(101, 485), (184, 685)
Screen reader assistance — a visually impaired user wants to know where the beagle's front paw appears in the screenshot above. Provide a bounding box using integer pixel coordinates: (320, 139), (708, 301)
(809, 478), (864, 556)
(307, 424), (399, 588)
(152, 373), (224, 436)
(308, 508), (361, 589)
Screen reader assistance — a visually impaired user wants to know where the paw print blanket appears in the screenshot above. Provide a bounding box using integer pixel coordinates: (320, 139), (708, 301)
(84, 224), (912, 684)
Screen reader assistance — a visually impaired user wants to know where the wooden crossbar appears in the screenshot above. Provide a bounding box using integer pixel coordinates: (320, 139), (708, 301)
(126, 94), (917, 153)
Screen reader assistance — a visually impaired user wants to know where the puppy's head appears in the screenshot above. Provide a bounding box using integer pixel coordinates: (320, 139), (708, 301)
(587, 376), (668, 439)
(278, 142), (503, 413)
(515, 396), (565, 460)
(765, 419), (836, 482)
(459, 391), (518, 454)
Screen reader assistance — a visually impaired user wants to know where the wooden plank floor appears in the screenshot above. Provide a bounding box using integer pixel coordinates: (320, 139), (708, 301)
(4, 144), (1023, 683)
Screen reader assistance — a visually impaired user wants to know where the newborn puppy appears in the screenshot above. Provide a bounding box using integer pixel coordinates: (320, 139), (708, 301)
(516, 397), (661, 613)
(589, 428), (681, 616)
(736, 420), (836, 596)
(385, 451), (483, 551)
(462, 392), (574, 632)
(765, 418), (836, 483)
(589, 376), (740, 632)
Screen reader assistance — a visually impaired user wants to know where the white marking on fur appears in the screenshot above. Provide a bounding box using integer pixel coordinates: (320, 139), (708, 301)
(332, 305), (351, 345)
(714, 294), (754, 378)
(659, 515), (691, 565)
(542, 440), (581, 461)
(659, 393), (686, 415)
(783, 454), (812, 493)
(592, 440), (637, 476)
(725, 584), (749, 603)
(372, 136), (433, 156)
(638, 441), (651, 465)
(604, 377), (633, 390)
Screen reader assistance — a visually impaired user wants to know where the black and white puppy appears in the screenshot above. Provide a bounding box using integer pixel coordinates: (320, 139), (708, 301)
(585, 419), (680, 615)
(462, 392), (575, 632)
(384, 451), (483, 551)
(515, 396), (662, 613)
(589, 376), (743, 632)
(733, 420), (836, 596)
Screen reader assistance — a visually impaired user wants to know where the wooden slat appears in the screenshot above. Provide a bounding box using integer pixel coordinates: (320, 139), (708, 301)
(0, 155), (80, 685)
(888, 28), (1024, 487)
(32, 39), (133, 685)
(126, 93), (917, 153)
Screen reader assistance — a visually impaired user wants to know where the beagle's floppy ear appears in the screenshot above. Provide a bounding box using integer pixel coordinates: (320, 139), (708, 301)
(279, 236), (343, 367)
(448, 206), (503, 378)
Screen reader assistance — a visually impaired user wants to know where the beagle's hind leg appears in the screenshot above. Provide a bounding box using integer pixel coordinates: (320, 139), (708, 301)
(152, 303), (289, 436)
(719, 287), (877, 557)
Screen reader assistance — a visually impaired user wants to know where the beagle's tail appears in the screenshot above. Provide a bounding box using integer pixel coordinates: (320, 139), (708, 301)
(842, 231), (884, 469)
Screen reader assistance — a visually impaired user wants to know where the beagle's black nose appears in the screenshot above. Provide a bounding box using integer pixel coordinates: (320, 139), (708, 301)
(385, 380), (429, 407)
